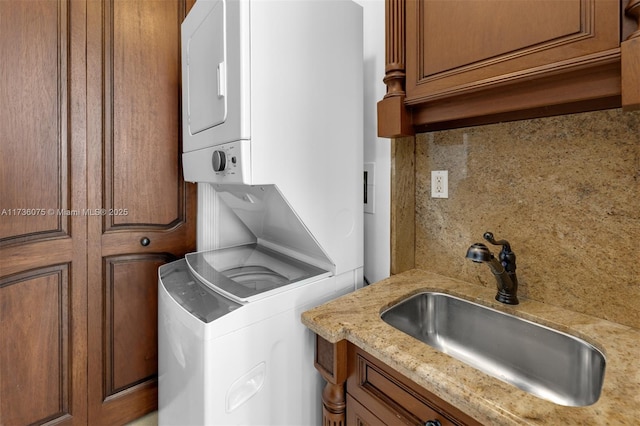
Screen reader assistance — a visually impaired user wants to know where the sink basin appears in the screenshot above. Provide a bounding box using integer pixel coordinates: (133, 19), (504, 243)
(380, 292), (605, 407)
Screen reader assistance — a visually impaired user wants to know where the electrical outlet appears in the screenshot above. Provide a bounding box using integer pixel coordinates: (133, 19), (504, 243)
(431, 170), (448, 198)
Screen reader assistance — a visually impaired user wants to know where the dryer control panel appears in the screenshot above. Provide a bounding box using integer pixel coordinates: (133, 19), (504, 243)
(183, 140), (250, 184)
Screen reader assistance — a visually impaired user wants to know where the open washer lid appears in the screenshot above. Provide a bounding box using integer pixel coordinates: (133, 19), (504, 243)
(185, 243), (331, 303)
(211, 184), (334, 271)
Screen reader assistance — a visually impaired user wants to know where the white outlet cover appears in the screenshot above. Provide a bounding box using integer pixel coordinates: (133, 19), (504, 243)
(431, 170), (448, 198)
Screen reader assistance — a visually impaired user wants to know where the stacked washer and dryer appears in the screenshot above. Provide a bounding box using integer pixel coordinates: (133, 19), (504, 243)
(157, 0), (363, 425)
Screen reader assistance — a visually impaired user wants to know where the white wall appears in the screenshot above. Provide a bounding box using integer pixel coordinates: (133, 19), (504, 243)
(355, 0), (390, 284)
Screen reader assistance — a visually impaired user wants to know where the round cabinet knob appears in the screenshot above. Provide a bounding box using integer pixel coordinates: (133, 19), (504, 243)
(140, 237), (150, 247)
(212, 150), (226, 172)
(425, 421), (441, 426)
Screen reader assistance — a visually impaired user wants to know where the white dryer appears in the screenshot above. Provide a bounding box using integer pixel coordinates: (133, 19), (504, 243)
(180, 0), (364, 276)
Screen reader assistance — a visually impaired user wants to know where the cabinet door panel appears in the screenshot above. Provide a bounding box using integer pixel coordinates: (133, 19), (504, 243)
(421, 0), (582, 76)
(407, 0), (620, 100)
(0, 266), (70, 425)
(108, 0), (182, 228)
(0, 0), (69, 243)
(105, 255), (171, 395)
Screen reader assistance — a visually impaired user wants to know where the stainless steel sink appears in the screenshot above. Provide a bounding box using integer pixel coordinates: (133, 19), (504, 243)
(380, 292), (606, 407)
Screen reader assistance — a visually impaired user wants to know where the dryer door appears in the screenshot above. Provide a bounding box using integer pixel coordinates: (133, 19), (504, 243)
(183, 0), (227, 137)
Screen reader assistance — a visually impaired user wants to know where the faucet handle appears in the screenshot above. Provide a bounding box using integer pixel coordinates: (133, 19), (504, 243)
(483, 231), (516, 273)
(483, 231), (511, 251)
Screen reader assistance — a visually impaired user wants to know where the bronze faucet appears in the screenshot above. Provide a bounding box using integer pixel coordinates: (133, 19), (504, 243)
(466, 232), (519, 305)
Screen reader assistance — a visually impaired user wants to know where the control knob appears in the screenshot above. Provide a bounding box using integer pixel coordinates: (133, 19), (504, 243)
(212, 150), (226, 172)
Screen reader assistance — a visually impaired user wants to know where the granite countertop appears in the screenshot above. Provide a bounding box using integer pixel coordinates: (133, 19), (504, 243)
(301, 269), (640, 425)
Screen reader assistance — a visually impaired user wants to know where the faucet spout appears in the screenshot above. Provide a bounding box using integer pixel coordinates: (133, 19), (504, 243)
(485, 256), (518, 304)
(466, 233), (519, 305)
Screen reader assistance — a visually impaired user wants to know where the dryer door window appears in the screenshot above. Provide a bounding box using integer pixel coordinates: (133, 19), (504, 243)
(185, 0), (226, 136)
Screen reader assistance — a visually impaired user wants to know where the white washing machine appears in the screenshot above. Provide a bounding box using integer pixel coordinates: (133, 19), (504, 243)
(158, 186), (362, 425)
(159, 244), (357, 425)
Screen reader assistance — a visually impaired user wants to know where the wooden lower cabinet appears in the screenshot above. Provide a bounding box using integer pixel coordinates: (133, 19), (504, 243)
(346, 344), (480, 426)
(314, 336), (480, 426)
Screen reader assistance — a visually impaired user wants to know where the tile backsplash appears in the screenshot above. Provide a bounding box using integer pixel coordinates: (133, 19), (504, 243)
(415, 109), (640, 329)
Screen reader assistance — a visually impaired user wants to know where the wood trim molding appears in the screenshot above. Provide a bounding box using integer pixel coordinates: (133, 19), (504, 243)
(378, 0), (413, 138)
(383, 0), (406, 99)
(411, 58), (622, 129)
(377, 96), (413, 138)
(625, 0), (640, 40)
(622, 0), (640, 110)
(405, 49), (621, 105)
(390, 137), (415, 275)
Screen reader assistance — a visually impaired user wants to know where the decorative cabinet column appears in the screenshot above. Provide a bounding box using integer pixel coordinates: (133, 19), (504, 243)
(314, 336), (348, 425)
(377, 0), (413, 138)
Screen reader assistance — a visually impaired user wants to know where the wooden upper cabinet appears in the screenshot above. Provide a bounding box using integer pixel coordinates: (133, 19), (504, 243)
(378, 0), (640, 136)
(410, 0), (618, 92)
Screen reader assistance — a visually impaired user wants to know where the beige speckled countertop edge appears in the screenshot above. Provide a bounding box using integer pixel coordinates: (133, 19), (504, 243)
(301, 269), (640, 425)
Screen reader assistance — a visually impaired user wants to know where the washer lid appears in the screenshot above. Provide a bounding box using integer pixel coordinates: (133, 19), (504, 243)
(185, 243), (331, 303)
(159, 259), (242, 323)
(213, 185), (335, 273)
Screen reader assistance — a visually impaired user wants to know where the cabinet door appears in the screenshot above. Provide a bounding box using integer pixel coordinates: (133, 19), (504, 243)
(347, 345), (480, 426)
(375, 0), (628, 131)
(85, 0), (196, 423)
(346, 394), (385, 426)
(406, 0), (620, 101)
(0, 0), (88, 424)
